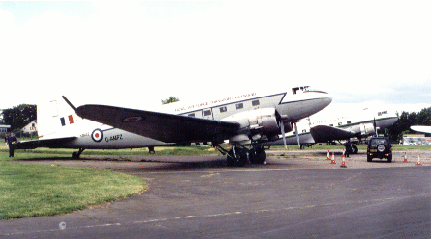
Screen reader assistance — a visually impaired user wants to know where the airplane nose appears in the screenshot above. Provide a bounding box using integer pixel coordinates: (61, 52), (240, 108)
(287, 92), (332, 122)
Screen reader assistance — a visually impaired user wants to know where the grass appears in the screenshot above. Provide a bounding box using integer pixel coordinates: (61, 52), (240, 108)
(0, 162), (145, 220)
(0, 145), (221, 159)
(0, 145), (146, 220)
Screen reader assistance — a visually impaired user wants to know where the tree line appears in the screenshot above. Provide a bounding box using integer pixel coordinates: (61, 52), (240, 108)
(386, 107), (431, 142)
(1, 104), (36, 133)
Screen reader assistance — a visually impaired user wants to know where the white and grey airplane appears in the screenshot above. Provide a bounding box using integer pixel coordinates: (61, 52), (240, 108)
(16, 86), (331, 166)
(267, 107), (398, 153)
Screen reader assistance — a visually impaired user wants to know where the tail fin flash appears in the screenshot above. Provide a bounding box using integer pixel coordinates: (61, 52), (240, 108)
(37, 96), (80, 139)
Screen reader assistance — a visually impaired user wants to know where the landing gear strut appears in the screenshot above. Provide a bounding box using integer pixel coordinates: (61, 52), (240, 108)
(72, 148), (85, 159)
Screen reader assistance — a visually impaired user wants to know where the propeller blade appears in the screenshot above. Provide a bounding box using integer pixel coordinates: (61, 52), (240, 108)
(294, 122), (300, 148)
(373, 118), (377, 136)
(280, 121), (287, 149)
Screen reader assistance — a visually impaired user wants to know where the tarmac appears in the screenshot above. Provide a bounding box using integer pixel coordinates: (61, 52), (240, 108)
(1, 149), (430, 238)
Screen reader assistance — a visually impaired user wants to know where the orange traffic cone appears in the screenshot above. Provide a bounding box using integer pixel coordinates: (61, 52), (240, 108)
(416, 154), (422, 166)
(404, 152), (408, 163)
(326, 150), (330, 160)
(340, 154), (347, 168)
(331, 152), (336, 164)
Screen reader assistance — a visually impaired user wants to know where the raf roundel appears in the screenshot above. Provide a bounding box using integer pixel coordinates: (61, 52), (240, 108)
(92, 129), (103, 143)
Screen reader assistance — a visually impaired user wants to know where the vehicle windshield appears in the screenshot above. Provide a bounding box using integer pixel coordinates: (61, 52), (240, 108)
(370, 139), (387, 146)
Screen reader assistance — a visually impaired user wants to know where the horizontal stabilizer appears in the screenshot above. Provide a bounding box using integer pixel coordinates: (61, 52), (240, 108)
(310, 125), (356, 143)
(76, 105), (240, 144)
(15, 137), (76, 149)
(411, 125), (431, 134)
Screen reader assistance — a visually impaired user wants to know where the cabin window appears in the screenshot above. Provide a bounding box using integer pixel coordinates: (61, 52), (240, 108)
(236, 103), (243, 110)
(252, 100), (260, 106)
(188, 113), (195, 117)
(302, 129), (306, 133)
(347, 121), (351, 124)
(220, 106), (227, 113)
(338, 122), (342, 126)
(203, 110), (211, 116)
(329, 124), (333, 126)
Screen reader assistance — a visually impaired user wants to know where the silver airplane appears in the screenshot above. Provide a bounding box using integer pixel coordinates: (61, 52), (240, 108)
(268, 108), (398, 153)
(16, 86), (332, 166)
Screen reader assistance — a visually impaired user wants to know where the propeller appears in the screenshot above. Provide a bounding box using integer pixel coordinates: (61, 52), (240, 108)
(294, 122), (300, 148)
(280, 121), (287, 149)
(373, 118), (378, 136)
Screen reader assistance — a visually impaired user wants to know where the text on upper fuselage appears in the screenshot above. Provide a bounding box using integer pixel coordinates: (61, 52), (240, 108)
(175, 93), (257, 112)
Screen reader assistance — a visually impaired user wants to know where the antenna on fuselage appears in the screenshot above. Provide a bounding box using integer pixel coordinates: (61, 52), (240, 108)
(62, 96), (77, 111)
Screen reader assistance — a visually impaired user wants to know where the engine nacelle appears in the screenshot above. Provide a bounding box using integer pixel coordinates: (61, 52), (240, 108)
(360, 123), (376, 136)
(222, 108), (290, 144)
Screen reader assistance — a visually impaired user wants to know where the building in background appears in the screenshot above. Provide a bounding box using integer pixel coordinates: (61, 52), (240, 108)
(21, 120), (37, 134)
(0, 124), (11, 137)
(403, 134), (431, 145)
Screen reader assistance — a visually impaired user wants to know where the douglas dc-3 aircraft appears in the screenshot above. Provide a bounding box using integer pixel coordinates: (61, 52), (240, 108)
(267, 108), (398, 153)
(16, 86), (331, 166)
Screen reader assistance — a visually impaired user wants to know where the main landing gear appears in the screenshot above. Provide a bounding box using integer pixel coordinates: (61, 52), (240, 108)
(72, 148), (85, 159)
(216, 144), (267, 167)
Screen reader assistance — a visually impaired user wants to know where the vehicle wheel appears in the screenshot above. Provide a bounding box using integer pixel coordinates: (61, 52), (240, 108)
(388, 155), (392, 163)
(352, 145), (358, 154)
(367, 155), (372, 162)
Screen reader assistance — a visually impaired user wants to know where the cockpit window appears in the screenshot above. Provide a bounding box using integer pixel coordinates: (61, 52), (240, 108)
(292, 86), (325, 95)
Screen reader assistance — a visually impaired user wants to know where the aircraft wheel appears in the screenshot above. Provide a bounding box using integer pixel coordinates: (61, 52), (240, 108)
(72, 152), (80, 159)
(227, 147), (247, 167)
(352, 145), (358, 154)
(255, 148), (266, 164)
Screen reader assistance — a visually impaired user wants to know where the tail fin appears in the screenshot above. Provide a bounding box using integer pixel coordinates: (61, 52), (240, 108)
(37, 96), (81, 139)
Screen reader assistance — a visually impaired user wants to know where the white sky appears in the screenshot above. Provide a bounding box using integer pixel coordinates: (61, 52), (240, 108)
(1, 1), (430, 114)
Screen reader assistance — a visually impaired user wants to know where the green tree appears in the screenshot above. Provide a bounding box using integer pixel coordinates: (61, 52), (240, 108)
(416, 107), (431, 125)
(161, 96), (180, 105)
(1, 104), (36, 132)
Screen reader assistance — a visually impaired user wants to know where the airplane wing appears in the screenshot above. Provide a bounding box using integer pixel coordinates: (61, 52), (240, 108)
(14, 137), (77, 149)
(411, 125), (431, 134)
(76, 105), (240, 144)
(310, 125), (356, 143)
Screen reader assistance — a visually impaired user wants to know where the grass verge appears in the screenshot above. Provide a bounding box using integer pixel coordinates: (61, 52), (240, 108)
(0, 162), (146, 220)
(0, 145), (146, 220)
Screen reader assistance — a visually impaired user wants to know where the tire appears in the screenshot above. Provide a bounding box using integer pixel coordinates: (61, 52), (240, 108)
(227, 148), (247, 167)
(387, 154), (392, 163)
(367, 155), (372, 162)
(352, 145), (358, 154)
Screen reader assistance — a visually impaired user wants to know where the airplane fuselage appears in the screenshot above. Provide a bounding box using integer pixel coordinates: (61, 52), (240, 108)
(38, 87), (331, 149)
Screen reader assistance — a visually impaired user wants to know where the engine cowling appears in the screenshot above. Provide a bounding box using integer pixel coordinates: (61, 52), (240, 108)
(222, 108), (291, 144)
(360, 123), (376, 136)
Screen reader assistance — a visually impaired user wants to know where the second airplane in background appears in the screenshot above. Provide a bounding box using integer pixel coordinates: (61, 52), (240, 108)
(268, 107), (398, 153)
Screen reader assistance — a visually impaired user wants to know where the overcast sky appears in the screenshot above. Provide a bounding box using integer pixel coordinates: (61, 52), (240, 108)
(1, 1), (430, 114)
